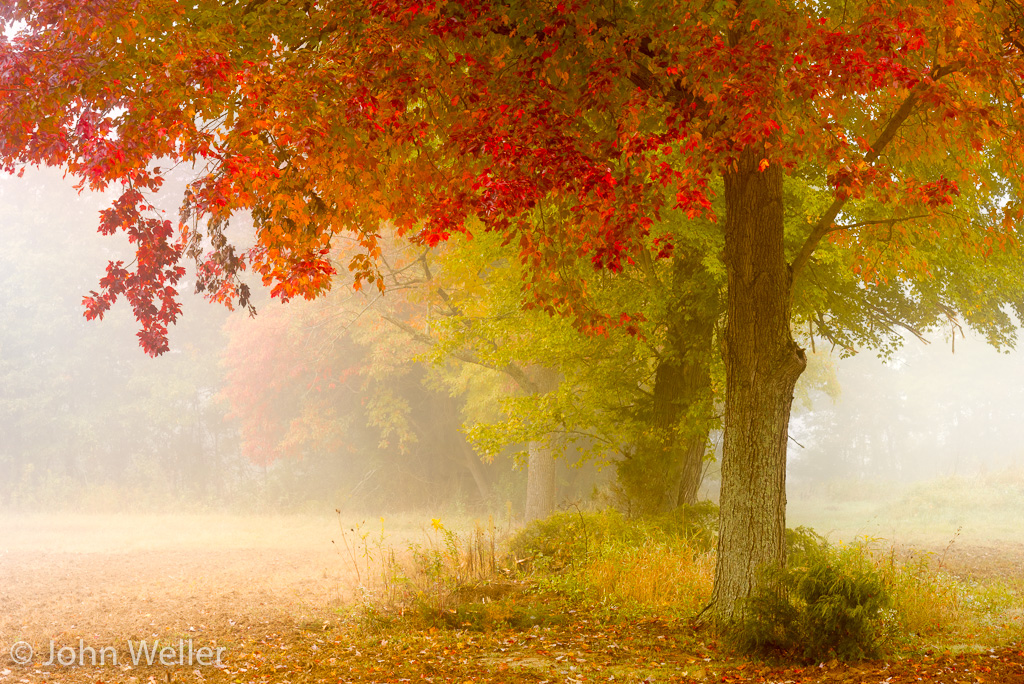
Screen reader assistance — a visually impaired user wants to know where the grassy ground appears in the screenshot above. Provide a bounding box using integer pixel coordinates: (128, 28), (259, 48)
(787, 469), (1024, 546)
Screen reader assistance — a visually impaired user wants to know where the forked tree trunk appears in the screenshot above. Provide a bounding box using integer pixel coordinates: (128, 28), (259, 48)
(651, 356), (712, 511)
(664, 256), (717, 508)
(617, 352), (710, 515)
(712, 145), (807, 622)
(616, 255), (716, 515)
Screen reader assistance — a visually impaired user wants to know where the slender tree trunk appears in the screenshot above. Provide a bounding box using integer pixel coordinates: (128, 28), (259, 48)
(519, 366), (561, 522)
(435, 391), (493, 503)
(712, 145), (807, 622)
(675, 431), (705, 506)
(462, 440), (492, 502)
(524, 440), (557, 521)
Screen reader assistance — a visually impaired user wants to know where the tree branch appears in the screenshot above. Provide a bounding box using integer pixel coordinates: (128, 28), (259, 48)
(790, 63), (961, 278)
(827, 213), (931, 233)
(379, 314), (542, 394)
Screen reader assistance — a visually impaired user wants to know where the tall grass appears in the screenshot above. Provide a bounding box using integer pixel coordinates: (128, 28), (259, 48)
(879, 544), (1023, 646)
(335, 512), (522, 629)
(335, 504), (1021, 654)
(583, 539), (714, 615)
(511, 508), (716, 618)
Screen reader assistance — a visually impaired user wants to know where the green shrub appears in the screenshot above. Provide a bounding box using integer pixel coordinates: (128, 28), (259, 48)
(731, 527), (896, 662)
(508, 509), (628, 570)
(506, 506), (717, 619)
(508, 503), (719, 572)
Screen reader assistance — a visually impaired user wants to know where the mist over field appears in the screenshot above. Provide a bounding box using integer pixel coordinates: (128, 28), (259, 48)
(1, 167), (1021, 532)
(2, 172), (1023, 683)
(1, 90), (1023, 684)
(2, 170), (1024, 656)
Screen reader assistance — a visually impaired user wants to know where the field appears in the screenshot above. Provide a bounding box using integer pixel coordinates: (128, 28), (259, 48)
(0, 513), (404, 683)
(1, 479), (1023, 684)
(787, 472), (1024, 588)
(0, 514), (357, 643)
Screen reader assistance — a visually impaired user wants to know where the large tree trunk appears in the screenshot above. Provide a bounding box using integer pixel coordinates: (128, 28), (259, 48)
(712, 145), (807, 622)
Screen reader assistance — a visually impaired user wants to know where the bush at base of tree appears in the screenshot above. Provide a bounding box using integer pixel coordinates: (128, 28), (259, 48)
(730, 528), (896, 662)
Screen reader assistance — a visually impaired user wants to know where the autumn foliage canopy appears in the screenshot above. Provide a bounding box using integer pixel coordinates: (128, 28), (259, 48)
(0, 0), (1022, 353)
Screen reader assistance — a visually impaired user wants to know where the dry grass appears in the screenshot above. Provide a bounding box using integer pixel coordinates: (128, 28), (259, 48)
(585, 542), (714, 614)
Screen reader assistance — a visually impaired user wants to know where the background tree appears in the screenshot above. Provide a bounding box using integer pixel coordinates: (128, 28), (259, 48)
(217, 280), (511, 511)
(408, 219), (725, 517)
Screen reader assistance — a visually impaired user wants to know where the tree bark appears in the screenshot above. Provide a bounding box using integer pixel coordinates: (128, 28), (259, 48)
(521, 366), (561, 522)
(524, 440), (557, 522)
(712, 145), (807, 622)
(616, 254), (717, 514)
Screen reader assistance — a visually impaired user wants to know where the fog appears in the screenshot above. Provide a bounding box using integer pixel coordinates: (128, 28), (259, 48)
(1, 167), (1023, 531)
(790, 339), (1024, 485)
